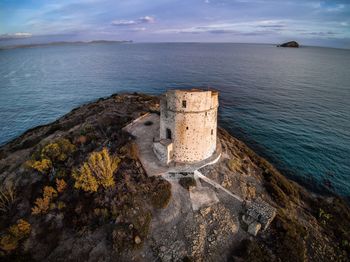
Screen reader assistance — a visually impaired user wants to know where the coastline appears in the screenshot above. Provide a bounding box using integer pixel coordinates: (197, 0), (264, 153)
(1, 92), (346, 201)
(0, 93), (349, 261)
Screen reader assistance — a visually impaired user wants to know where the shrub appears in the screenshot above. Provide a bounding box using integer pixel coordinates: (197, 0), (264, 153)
(73, 148), (121, 192)
(227, 158), (242, 172)
(151, 179), (172, 209)
(26, 158), (52, 174)
(274, 213), (307, 262)
(26, 138), (75, 174)
(0, 184), (16, 214)
(41, 138), (76, 163)
(179, 177), (197, 190)
(57, 201), (66, 210)
(8, 219), (31, 239)
(31, 186), (57, 215)
(232, 239), (273, 262)
(119, 142), (138, 160)
(0, 219), (31, 253)
(0, 235), (18, 252)
(56, 178), (67, 193)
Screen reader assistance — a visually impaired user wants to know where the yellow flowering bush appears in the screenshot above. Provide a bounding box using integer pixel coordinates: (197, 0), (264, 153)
(26, 138), (76, 174)
(41, 138), (76, 163)
(73, 148), (120, 192)
(8, 219), (31, 239)
(26, 158), (52, 174)
(31, 186), (57, 215)
(0, 219), (31, 253)
(56, 178), (67, 193)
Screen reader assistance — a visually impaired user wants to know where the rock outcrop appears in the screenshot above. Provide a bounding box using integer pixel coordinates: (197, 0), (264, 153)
(277, 41), (299, 48)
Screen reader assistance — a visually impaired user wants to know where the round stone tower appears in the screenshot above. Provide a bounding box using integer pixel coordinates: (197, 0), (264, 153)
(157, 89), (219, 163)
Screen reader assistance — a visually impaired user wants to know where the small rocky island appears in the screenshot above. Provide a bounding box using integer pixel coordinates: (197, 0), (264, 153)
(277, 41), (299, 48)
(0, 92), (349, 261)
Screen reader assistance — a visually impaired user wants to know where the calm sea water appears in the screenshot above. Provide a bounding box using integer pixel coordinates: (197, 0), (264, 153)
(0, 43), (349, 197)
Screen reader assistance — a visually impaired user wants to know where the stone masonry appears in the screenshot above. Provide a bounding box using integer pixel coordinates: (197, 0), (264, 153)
(154, 89), (219, 164)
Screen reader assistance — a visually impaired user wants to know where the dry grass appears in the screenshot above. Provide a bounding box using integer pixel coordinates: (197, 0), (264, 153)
(0, 184), (16, 214)
(227, 158), (242, 172)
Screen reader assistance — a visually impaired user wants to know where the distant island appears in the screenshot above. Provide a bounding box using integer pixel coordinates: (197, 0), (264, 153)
(277, 41), (299, 48)
(0, 40), (133, 51)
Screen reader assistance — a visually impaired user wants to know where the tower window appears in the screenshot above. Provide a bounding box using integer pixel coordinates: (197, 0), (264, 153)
(186, 127), (189, 130)
(166, 128), (172, 139)
(211, 129), (213, 135)
(182, 100), (187, 108)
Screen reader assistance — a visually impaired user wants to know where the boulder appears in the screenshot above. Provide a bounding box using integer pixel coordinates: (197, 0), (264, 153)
(248, 222), (261, 236)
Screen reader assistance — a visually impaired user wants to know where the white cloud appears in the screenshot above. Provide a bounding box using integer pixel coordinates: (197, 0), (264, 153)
(111, 16), (155, 26)
(325, 4), (345, 12)
(0, 32), (32, 40)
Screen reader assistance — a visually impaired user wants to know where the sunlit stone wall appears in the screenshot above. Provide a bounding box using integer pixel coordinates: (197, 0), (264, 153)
(159, 89), (218, 163)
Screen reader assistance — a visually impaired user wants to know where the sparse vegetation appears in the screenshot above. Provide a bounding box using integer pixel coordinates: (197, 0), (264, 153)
(8, 219), (31, 239)
(56, 178), (67, 193)
(72, 147), (121, 192)
(0, 184), (16, 214)
(150, 178), (172, 209)
(31, 186), (58, 215)
(40, 138), (76, 163)
(119, 142), (139, 160)
(227, 158), (242, 172)
(26, 138), (76, 174)
(231, 239), (273, 262)
(0, 219), (31, 253)
(179, 176), (197, 190)
(26, 158), (52, 174)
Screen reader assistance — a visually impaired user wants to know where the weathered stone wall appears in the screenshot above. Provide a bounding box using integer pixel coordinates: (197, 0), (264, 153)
(160, 89), (218, 163)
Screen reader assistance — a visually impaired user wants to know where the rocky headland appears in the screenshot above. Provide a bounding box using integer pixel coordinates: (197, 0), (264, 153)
(0, 93), (349, 261)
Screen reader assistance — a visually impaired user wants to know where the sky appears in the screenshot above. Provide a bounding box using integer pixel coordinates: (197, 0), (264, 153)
(0, 0), (349, 48)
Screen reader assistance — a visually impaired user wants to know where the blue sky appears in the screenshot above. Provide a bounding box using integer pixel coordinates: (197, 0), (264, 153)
(0, 0), (349, 48)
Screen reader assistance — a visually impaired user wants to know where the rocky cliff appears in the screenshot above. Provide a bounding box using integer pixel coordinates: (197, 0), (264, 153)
(0, 93), (349, 261)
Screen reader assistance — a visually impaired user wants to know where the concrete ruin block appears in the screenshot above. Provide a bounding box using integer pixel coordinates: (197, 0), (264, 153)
(244, 198), (276, 230)
(248, 222), (261, 236)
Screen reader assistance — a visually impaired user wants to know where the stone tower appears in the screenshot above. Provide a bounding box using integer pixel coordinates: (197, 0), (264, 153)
(153, 89), (219, 164)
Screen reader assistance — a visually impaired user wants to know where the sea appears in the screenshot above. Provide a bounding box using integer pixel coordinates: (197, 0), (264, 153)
(0, 43), (349, 198)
